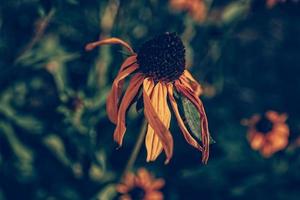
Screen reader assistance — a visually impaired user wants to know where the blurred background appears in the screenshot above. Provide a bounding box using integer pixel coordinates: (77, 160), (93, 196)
(0, 0), (300, 199)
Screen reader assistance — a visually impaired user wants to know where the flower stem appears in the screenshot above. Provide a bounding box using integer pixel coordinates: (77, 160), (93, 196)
(120, 120), (147, 180)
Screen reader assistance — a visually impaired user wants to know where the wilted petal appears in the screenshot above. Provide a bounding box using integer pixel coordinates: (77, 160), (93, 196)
(143, 79), (173, 164)
(167, 84), (203, 152)
(113, 73), (144, 146)
(106, 57), (138, 124)
(145, 82), (171, 162)
(85, 37), (135, 54)
(175, 80), (210, 163)
(180, 70), (202, 96)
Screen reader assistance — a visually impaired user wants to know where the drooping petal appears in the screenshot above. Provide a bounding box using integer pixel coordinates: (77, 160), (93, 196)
(144, 82), (171, 162)
(113, 73), (144, 146)
(118, 55), (138, 72)
(175, 80), (210, 163)
(181, 70), (203, 96)
(106, 61), (138, 124)
(145, 124), (163, 162)
(143, 79), (173, 164)
(85, 37), (135, 54)
(167, 84), (203, 151)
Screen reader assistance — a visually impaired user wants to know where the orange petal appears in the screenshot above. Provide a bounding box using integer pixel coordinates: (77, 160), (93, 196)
(118, 55), (138, 72)
(136, 168), (151, 186)
(181, 70), (203, 96)
(261, 143), (275, 158)
(145, 191), (164, 200)
(119, 195), (132, 200)
(167, 84), (203, 152)
(175, 80), (210, 163)
(248, 132), (265, 150)
(113, 73), (144, 146)
(267, 111), (288, 123)
(143, 79), (174, 164)
(145, 82), (171, 162)
(85, 37), (135, 54)
(106, 62), (138, 124)
(116, 184), (130, 194)
(151, 179), (165, 190)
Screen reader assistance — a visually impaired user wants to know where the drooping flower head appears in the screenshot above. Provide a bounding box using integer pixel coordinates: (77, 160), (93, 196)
(86, 32), (210, 164)
(116, 168), (165, 200)
(243, 111), (289, 157)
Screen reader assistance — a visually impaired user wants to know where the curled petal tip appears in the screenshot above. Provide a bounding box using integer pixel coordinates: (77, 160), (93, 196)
(202, 155), (209, 164)
(85, 43), (95, 51)
(115, 143), (122, 150)
(164, 158), (171, 165)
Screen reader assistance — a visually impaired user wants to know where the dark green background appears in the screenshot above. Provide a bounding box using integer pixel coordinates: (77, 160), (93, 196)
(0, 0), (299, 199)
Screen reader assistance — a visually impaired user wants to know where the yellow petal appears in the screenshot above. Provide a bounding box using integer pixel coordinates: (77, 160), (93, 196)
(85, 37), (135, 54)
(167, 84), (203, 152)
(143, 79), (173, 164)
(113, 73), (144, 146)
(145, 125), (163, 162)
(106, 61), (138, 124)
(145, 82), (171, 162)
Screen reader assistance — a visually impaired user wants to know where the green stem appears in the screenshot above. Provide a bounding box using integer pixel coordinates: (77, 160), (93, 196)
(120, 120), (147, 180)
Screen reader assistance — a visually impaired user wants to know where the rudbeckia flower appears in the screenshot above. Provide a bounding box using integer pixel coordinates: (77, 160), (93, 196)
(116, 168), (165, 200)
(243, 111), (289, 157)
(86, 32), (210, 164)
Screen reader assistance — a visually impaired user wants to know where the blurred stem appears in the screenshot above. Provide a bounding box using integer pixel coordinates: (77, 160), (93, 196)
(88, 0), (120, 89)
(120, 120), (147, 181)
(98, 0), (120, 88)
(15, 8), (56, 64)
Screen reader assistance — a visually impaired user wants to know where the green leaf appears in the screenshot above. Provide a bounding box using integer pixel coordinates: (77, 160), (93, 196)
(175, 91), (215, 144)
(43, 134), (70, 166)
(92, 184), (117, 200)
(221, 1), (250, 25)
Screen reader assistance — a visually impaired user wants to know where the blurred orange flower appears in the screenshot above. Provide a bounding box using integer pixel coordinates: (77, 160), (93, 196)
(243, 111), (289, 157)
(169, 0), (207, 23)
(266, 0), (289, 8)
(86, 32), (211, 164)
(266, 0), (279, 8)
(116, 168), (165, 200)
